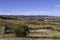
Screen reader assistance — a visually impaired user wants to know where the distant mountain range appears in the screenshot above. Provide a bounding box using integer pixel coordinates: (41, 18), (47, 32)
(0, 15), (60, 20)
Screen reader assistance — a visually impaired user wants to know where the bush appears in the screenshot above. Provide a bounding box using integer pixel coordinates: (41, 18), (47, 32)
(14, 24), (29, 37)
(26, 21), (40, 25)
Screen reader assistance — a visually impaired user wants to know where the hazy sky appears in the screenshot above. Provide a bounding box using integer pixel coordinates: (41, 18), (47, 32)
(0, 0), (60, 16)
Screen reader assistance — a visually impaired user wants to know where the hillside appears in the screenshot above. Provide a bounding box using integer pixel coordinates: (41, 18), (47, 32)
(0, 15), (60, 40)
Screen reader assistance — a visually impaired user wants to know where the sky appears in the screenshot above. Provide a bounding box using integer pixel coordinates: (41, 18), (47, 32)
(0, 0), (60, 16)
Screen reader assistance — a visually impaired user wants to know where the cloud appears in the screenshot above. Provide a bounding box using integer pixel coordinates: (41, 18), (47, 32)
(18, 11), (51, 15)
(56, 5), (60, 7)
(23, 11), (50, 13)
(0, 10), (51, 15)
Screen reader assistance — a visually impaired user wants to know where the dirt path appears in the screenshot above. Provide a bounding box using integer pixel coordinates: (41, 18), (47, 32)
(0, 38), (60, 40)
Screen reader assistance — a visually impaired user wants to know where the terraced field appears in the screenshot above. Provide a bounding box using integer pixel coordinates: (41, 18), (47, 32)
(0, 19), (60, 40)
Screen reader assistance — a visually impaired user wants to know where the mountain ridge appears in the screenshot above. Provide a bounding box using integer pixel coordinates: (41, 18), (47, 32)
(0, 15), (60, 20)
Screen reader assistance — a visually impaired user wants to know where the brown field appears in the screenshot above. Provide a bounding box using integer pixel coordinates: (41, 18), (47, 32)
(0, 18), (60, 40)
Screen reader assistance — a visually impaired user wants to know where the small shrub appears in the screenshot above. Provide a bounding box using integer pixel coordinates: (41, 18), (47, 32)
(14, 24), (29, 37)
(26, 21), (40, 25)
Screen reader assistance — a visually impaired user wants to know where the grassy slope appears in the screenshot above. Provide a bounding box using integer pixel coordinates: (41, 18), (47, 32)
(0, 18), (60, 40)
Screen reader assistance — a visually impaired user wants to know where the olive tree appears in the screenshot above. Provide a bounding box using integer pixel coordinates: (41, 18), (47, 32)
(14, 24), (29, 37)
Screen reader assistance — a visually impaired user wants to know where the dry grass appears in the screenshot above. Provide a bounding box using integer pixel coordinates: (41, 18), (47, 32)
(0, 19), (60, 40)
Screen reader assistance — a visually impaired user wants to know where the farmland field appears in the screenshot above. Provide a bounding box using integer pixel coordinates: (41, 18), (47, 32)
(0, 16), (60, 40)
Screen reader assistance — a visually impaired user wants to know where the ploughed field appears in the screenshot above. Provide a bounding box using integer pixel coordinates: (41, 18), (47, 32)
(0, 19), (60, 40)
